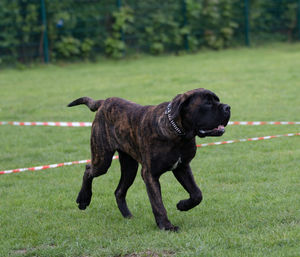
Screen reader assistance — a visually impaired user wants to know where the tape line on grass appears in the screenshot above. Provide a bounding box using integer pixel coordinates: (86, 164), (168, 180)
(1, 133), (299, 175)
(1, 121), (300, 127)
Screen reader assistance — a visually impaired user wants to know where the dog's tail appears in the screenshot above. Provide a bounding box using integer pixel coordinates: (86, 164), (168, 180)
(67, 97), (103, 112)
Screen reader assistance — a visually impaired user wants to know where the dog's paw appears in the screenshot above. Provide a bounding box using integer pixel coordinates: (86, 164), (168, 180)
(124, 213), (133, 219)
(161, 224), (179, 232)
(158, 222), (179, 232)
(76, 190), (92, 210)
(176, 200), (189, 211)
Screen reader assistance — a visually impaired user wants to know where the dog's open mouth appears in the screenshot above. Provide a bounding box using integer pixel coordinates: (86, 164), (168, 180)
(198, 125), (225, 138)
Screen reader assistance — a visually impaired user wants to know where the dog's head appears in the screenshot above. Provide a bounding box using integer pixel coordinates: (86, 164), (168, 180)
(168, 88), (230, 138)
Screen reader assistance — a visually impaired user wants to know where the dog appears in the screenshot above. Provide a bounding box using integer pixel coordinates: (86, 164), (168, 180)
(68, 88), (230, 231)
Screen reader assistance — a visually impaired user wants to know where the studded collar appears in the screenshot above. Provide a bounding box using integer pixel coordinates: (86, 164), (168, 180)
(165, 102), (185, 136)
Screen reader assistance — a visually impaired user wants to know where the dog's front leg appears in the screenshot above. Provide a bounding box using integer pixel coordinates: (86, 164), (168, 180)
(172, 164), (203, 211)
(141, 167), (178, 231)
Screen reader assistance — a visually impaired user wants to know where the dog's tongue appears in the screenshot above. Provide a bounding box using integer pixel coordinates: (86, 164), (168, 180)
(213, 125), (225, 131)
(216, 125), (225, 132)
(198, 125), (225, 137)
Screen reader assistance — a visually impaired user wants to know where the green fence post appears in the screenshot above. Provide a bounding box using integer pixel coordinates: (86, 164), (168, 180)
(298, 0), (300, 40)
(182, 0), (189, 51)
(41, 0), (49, 63)
(116, 0), (121, 9)
(244, 0), (250, 46)
(117, 0), (125, 56)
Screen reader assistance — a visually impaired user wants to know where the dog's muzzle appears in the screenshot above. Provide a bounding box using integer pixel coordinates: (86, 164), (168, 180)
(198, 125), (225, 137)
(198, 104), (231, 138)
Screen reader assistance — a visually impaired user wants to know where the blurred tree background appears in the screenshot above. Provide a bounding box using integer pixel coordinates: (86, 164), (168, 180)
(0, 0), (299, 64)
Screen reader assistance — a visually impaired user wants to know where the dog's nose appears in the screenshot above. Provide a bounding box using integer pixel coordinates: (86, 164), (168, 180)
(223, 104), (231, 113)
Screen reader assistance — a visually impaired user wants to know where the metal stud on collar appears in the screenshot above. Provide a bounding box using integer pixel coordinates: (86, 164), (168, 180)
(165, 102), (185, 136)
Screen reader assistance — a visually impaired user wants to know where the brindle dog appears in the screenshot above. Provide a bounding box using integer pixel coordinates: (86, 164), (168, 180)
(68, 88), (230, 231)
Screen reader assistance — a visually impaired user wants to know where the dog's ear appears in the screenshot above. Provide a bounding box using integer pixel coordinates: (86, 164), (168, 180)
(169, 93), (193, 120)
(169, 89), (205, 120)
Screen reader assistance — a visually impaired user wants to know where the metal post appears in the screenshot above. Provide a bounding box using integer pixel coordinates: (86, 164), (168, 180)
(298, 0), (300, 40)
(244, 0), (250, 46)
(182, 0), (189, 50)
(116, 0), (125, 56)
(116, 0), (121, 8)
(41, 0), (49, 63)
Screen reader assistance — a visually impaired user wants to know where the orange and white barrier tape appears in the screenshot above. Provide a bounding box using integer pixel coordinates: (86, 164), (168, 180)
(0, 121), (92, 127)
(1, 121), (299, 127)
(196, 132), (300, 147)
(0, 156), (119, 175)
(228, 121), (300, 125)
(1, 133), (299, 175)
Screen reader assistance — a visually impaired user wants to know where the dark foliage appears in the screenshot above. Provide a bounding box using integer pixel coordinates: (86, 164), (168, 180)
(0, 0), (299, 64)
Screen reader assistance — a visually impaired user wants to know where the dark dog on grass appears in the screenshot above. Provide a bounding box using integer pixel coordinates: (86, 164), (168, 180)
(68, 88), (230, 231)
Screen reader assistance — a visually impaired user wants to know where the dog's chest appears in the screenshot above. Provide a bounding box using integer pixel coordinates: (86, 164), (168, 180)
(170, 157), (182, 170)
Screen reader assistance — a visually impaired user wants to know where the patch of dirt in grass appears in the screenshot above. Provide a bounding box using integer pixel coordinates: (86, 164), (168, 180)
(13, 249), (27, 254)
(13, 244), (56, 255)
(119, 250), (175, 257)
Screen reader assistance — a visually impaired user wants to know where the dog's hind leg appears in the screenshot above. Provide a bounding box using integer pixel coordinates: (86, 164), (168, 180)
(115, 151), (138, 218)
(76, 150), (115, 210)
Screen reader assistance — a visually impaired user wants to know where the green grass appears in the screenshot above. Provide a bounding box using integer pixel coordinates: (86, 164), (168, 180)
(1, 43), (300, 257)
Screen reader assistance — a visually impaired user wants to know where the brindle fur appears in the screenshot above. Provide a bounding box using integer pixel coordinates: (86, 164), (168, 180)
(68, 88), (231, 231)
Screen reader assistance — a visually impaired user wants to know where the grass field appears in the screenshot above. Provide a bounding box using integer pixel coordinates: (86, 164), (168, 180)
(1, 43), (300, 257)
